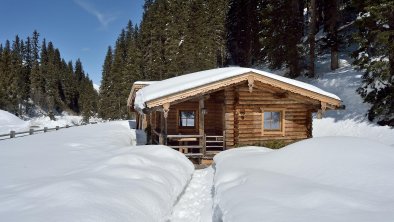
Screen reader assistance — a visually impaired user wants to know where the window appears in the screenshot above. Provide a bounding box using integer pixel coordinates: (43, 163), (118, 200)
(264, 111), (281, 130)
(261, 109), (285, 136)
(179, 111), (196, 128)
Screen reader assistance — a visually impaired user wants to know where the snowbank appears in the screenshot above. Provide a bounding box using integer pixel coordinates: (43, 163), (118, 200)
(314, 118), (394, 146)
(0, 121), (194, 221)
(0, 110), (29, 134)
(213, 137), (394, 222)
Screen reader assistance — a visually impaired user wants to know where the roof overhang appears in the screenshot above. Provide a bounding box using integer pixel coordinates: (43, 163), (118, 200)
(142, 72), (342, 110)
(127, 81), (157, 108)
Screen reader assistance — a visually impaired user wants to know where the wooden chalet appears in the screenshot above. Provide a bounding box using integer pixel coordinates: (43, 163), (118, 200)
(127, 67), (342, 163)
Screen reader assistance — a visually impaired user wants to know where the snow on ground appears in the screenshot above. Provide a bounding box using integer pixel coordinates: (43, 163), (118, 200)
(213, 137), (394, 222)
(301, 55), (369, 121)
(0, 110), (30, 134)
(171, 167), (214, 222)
(304, 55), (394, 146)
(93, 83), (100, 92)
(0, 121), (194, 221)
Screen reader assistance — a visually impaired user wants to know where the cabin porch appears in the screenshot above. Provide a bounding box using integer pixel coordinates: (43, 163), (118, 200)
(146, 90), (226, 163)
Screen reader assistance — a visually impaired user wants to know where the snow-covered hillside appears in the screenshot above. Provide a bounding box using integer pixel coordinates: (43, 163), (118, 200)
(0, 121), (193, 221)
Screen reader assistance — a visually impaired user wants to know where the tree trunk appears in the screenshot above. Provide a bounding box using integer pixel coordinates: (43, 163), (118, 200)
(389, 13), (394, 80)
(330, 0), (339, 70)
(308, 0), (316, 78)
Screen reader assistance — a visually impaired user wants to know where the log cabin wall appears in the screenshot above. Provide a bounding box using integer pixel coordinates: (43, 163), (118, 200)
(204, 90), (225, 136)
(167, 101), (199, 135)
(155, 90), (225, 136)
(224, 87), (236, 148)
(225, 81), (315, 148)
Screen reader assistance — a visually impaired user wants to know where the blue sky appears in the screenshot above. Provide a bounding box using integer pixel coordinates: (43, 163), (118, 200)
(0, 0), (144, 85)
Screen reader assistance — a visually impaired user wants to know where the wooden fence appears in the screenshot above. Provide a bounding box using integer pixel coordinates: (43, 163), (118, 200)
(0, 122), (97, 140)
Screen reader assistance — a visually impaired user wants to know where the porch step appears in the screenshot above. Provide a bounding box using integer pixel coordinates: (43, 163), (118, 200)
(203, 151), (221, 159)
(185, 153), (204, 158)
(171, 146), (202, 149)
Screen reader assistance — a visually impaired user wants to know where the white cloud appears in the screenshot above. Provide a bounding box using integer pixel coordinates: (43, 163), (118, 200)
(74, 0), (117, 29)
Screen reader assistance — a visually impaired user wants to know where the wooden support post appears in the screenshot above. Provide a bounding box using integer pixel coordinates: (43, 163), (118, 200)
(136, 114), (140, 129)
(10, 131), (15, 138)
(44, 127), (48, 133)
(149, 114), (153, 144)
(161, 103), (170, 145)
(317, 102), (327, 119)
(29, 128), (34, 135)
(142, 115), (148, 130)
(199, 97), (206, 156)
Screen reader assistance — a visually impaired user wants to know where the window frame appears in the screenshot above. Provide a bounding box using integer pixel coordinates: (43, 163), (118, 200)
(261, 108), (286, 136)
(178, 110), (197, 129)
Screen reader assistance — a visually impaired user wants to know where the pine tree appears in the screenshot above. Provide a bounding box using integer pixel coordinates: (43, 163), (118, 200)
(353, 0), (394, 126)
(259, 0), (304, 78)
(324, 0), (339, 70)
(80, 76), (98, 122)
(39, 38), (49, 109)
(30, 30), (42, 106)
(0, 43), (4, 109)
(139, 0), (169, 80)
(11, 35), (27, 115)
(98, 46), (115, 119)
(308, 0), (317, 77)
(226, 0), (261, 66)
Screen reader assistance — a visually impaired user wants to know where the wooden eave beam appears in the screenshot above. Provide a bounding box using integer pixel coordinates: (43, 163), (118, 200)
(144, 72), (342, 110)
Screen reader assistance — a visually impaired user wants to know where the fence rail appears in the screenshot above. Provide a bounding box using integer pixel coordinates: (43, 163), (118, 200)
(0, 123), (96, 139)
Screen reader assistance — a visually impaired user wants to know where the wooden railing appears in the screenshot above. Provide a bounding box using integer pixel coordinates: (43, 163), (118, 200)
(151, 130), (226, 159)
(167, 134), (204, 158)
(0, 123), (97, 140)
(206, 135), (224, 150)
(152, 129), (161, 144)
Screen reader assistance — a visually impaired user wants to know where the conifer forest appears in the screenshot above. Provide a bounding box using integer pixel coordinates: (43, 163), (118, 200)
(1, 0), (393, 126)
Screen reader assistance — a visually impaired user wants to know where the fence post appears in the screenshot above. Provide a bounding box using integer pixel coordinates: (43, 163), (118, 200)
(159, 133), (164, 145)
(44, 127), (48, 133)
(10, 131), (15, 138)
(56, 126), (59, 130)
(29, 128), (34, 135)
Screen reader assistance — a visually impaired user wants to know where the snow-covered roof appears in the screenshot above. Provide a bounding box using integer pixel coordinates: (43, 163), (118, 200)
(134, 67), (341, 111)
(134, 81), (158, 85)
(127, 81), (159, 107)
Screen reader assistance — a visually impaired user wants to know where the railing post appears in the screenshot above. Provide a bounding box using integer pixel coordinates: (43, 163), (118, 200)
(159, 133), (164, 145)
(199, 97), (206, 156)
(44, 127), (48, 133)
(29, 128), (34, 135)
(10, 131), (15, 138)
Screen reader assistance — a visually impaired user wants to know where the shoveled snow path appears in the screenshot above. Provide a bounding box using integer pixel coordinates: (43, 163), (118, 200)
(170, 167), (214, 222)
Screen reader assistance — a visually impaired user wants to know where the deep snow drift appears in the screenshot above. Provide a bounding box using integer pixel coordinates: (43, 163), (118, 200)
(0, 109), (102, 135)
(213, 137), (394, 222)
(0, 110), (30, 134)
(0, 121), (194, 221)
